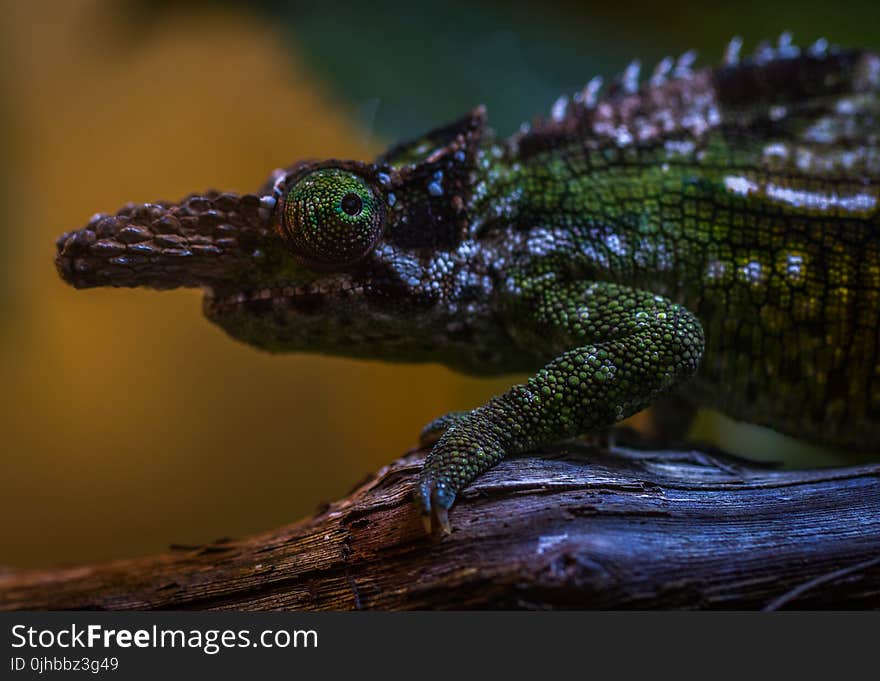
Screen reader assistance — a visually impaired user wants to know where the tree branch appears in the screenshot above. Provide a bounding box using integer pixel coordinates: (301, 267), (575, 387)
(2, 444), (879, 610)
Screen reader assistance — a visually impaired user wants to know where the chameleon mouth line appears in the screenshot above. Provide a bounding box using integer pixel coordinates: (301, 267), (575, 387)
(206, 277), (360, 309)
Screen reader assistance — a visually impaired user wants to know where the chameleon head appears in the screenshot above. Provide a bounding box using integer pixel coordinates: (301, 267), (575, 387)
(54, 109), (509, 371)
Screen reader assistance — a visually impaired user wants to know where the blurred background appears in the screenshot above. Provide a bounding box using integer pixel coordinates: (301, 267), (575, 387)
(1, 0), (878, 568)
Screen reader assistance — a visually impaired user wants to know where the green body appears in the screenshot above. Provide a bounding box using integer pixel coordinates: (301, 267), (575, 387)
(476, 119), (879, 450)
(56, 38), (880, 531)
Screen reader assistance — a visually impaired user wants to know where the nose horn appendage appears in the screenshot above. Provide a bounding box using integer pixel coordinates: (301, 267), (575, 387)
(55, 192), (276, 290)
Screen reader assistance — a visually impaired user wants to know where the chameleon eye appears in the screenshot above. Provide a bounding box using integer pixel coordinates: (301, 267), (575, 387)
(340, 192), (363, 216)
(278, 168), (384, 268)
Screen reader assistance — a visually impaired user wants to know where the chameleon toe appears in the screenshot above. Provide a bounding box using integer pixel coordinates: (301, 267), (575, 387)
(415, 474), (457, 534)
(431, 503), (452, 536)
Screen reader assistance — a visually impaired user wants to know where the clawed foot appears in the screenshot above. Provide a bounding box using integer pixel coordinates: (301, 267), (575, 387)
(415, 476), (455, 535)
(414, 409), (505, 535)
(415, 411), (470, 534)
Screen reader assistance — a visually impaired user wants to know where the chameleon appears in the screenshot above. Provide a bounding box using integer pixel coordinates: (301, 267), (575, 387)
(55, 34), (880, 533)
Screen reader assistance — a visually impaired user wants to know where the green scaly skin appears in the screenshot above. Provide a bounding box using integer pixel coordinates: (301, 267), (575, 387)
(55, 36), (880, 532)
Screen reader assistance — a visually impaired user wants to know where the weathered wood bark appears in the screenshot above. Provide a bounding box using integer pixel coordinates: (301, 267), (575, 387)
(1, 444), (879, 610)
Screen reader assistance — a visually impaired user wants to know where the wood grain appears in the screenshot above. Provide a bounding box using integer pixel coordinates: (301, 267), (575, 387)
(2, 444), (878, 610)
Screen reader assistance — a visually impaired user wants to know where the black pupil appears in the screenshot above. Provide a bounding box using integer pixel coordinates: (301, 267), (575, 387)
(340, 193), (363, 216)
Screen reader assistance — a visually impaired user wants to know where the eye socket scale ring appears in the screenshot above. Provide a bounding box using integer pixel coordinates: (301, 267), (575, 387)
(278, 168), (384, 268)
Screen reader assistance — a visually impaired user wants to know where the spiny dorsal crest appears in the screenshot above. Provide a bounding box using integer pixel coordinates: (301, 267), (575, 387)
(514, 32), (868, 157)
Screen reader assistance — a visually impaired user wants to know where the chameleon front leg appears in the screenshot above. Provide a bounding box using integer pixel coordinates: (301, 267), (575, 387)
(415, 279), (704, 533)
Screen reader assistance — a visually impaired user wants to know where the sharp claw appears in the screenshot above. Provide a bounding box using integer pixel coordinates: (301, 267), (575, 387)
(433, 505), (452, 535)
(431, 486), (453, 535)
(414, 479), (455, 534)
(416, 480), (437, 534)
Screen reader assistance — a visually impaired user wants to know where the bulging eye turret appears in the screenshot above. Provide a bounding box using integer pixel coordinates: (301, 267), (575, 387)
(277, 168), (384, 269)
